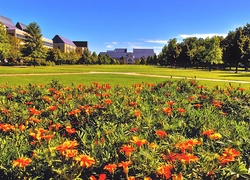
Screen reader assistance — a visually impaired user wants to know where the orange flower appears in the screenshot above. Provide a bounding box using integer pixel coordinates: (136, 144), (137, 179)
(155, 130), (167, 139)
(149, 142), (158, 149)
(13, 157), (32, 168)
(62, 149), (78, 158)
(25, 101), (33, 105)
(193, 103), (202, 108)
(65, 126), (77, 134)
(129, 101), (137, 107)
(163, 107), (172, 115)
(134, 110), (141, 117)
(0, 123), (15, 132)
(48, 105), (58, 111)
(0, 108), (9, 114)
(167, 101), (175, 107)
(89, 174), (107, 180)
(104, 163), (117, 174)
(29, 107), (41, 115)
(120, 145), (136, 157)
(118, 161), (132, 175)
(68, 109), (81, 116)
(144, 177), (152, 180)
(202, 129), (215, 136)
(40, 134), (55, 141)
(177, 108), (186, 114)
(157, 164), (173, 179)
(202, 130), (222, 140)
(172, 172), (183, 180)
(175, 139), (201, 152)
(213, 101), (222, 108)
(130, 136), (148, 147)
(19, 124), (26, 131)
(75, 154), (95, 168)
(104, 99), (112, 105)
(128, 176), (135, 180)
(49, 123), (62, 131)
(177, 153), (199, 164)
(56, 140), (79, 153)
(28, 117), (42, 123)
(223, 148), (241, 157)
(218, 148), (240, 165)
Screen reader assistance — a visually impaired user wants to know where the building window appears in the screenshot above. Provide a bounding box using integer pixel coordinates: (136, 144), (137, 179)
(58, 46), (60, 49)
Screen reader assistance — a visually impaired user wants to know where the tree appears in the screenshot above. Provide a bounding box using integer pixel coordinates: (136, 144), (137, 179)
(184, 37), (201, 67)
(176, 41), (189, 68)
(22, 22), (44, 66)
(203, 36), (223, 71)
(221, 31), (238, 70)
(8, 35), (22, 62)
(167, 38), (182, 66)
(91, 52), (98, 64)
(0, 22), (11, 61)
(46, 48), (62, 65)
(79, 49), (92, 64)
(158, 45), (168, 65)
(240, 24), (250, 71)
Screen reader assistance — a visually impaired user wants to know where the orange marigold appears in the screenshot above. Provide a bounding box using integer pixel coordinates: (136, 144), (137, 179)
(157, 164), (173, 179)
(130, 136), (148, 147)
(155, 130), (167, 139)
(118, 161), (132, 175)
(13, 157), (32, 168)
(104, 163), (117, 174)
(120, 145), (136, 157)
(75, 154), (95, 168)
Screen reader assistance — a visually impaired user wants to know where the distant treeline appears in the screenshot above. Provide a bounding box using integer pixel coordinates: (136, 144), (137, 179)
(0, 22), (249, 72)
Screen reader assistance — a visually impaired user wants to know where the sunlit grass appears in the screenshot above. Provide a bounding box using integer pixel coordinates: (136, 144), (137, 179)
(0, 65), (249, 88)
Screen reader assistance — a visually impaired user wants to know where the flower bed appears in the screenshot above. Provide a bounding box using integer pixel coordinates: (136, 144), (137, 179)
(0, 79), (249, 179)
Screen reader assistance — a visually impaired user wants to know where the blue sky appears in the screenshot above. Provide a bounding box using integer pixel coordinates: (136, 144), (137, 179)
(1, 0), (250, 54)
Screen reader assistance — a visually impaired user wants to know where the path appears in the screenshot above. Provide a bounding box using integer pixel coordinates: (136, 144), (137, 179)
(0, 71), (249, 84)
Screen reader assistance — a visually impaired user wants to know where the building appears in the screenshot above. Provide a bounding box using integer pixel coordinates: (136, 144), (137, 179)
(0, 15), (53, 48)
(52, 35), (76, 53)
(73, 41), (88, 54)
(100, 48), (155, 64)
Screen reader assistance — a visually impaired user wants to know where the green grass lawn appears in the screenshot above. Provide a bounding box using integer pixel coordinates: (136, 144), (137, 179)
(0, 65), (249, 88)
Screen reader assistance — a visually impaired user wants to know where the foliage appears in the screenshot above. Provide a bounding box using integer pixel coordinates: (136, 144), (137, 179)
(0, 79), (249, 179)
(0, 22), (11, 60)
(22, 22), (46, 66)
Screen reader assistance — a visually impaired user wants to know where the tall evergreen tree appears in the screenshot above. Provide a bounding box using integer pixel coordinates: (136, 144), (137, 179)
(22, 22), (44, 66)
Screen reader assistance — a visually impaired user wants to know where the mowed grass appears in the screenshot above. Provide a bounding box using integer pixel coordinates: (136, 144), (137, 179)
(0, 65), (249, 88)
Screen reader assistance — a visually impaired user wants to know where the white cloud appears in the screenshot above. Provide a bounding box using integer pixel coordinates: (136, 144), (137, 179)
(105, 41), (118, 49)
(145, 40), (169, 44)
(179, 33), (227, 39)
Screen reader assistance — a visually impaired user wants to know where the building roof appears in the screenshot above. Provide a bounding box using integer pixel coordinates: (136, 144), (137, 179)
(52, 35), (76, 46)
(114, 48), (127, 53)
(73, 41), (88, 48)
(16, 22), (27, 30)
(0, 15), (16, 29)
(133, 49), (155, 59)
(100, 48), (155, 60)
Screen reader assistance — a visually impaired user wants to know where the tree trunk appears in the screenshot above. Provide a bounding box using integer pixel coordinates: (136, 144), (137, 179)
(235, 63), (239, 73)
(245, 63), (249, 72)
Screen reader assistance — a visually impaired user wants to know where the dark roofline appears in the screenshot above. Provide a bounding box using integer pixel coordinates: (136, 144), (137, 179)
(73, 41), (88, 48)
(52, 35), (76, 46)
(16, 22), (27, 30)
